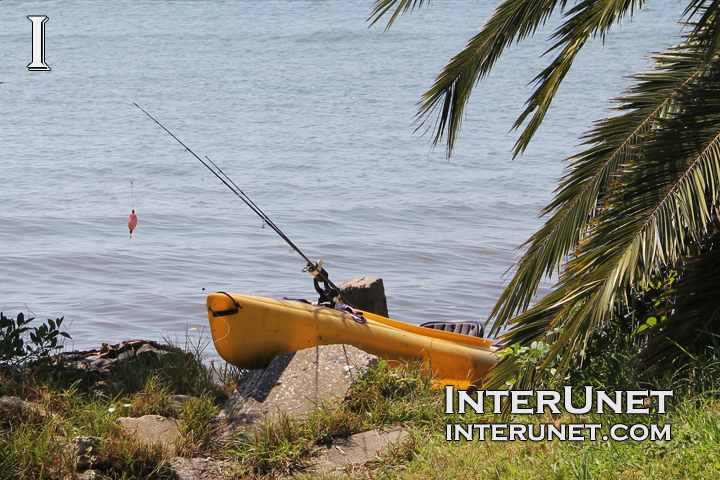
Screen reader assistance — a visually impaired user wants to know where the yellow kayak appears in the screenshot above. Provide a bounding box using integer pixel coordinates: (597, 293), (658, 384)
(206, 292), (499, 389)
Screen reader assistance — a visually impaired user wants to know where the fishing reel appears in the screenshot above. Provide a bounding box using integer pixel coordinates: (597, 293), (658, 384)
(304, 260), (339, 307)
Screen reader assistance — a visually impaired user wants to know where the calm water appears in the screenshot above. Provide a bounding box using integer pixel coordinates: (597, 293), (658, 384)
(0, 0), (686, 357)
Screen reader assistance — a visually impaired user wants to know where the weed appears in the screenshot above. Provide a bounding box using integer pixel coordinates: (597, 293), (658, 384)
(177, 393), (219, 457)
(231, 413), (314, 475)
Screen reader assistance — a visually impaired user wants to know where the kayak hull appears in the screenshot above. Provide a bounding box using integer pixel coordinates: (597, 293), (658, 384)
(206, 293), (499, 389)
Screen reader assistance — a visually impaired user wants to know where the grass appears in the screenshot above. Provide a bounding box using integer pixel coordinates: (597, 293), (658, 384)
(370, 396), (720, 480)
(5, 333), (720, 479)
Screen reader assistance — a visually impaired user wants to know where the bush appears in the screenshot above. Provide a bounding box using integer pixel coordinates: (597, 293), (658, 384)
(0, 312), (71, 365)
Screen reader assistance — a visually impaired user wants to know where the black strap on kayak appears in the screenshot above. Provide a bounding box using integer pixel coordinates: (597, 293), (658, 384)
(135, 104), (357, 309)
(207, 292), (243, 317)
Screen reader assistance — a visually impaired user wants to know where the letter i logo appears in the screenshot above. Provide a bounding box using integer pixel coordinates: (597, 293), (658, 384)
(27, 15), (50, 71)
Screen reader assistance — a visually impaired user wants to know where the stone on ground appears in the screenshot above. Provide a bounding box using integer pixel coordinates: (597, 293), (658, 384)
(170, 457), (239, 480)
(218, 344), (377, 435)
(117, 415), (182, 449)
(0, 395), (50, 419)
(339, 277), (389, 317)
(70, 436), (101, 470)
(314, 427), (409, 471)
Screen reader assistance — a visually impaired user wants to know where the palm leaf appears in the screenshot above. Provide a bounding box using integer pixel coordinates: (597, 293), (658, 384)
(512, 0), (645, 156)
(411, 0), (567, 157)
(368, 0), (432, 31)
(488, 46), (708, 336)
(486, 42), (720, 390)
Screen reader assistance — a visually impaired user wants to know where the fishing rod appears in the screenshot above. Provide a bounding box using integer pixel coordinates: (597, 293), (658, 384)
(134, 103), (356, 308)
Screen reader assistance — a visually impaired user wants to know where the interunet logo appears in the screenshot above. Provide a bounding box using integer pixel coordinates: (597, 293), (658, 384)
(444, 386), (673, 442)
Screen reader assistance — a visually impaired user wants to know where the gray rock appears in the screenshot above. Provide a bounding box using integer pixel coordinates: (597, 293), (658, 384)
(170, 457), (239, 480)
(0, 395), (34, 410)
(71, 436), (101, 470)
(220, 345), (377, 434)
(339, 277), (389, 317)
(0, 395), (50, 419)
(117, 415), (182, 449)
(116, 348), (135, 362)
(314, 427), (409, 471)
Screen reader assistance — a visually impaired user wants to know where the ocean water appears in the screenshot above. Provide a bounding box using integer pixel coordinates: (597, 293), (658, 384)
(0, 0), (686, 358)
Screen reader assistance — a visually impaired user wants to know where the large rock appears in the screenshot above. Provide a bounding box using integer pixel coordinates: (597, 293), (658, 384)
(339, 277), (389, 317)
(219, 344), (377, 434)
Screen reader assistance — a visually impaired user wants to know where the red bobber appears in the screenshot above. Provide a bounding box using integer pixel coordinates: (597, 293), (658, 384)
(128, 210), (138, 234)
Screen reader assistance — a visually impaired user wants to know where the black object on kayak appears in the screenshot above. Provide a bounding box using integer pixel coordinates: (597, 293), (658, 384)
(420, 320), (484, 338)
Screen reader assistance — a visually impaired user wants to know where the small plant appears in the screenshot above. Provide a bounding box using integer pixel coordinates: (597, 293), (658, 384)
(177, 394), (219, 456)
(0, 312), (71, 365)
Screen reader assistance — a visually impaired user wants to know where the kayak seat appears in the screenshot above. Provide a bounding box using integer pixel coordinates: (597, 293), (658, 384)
(420, 321), (484, 338)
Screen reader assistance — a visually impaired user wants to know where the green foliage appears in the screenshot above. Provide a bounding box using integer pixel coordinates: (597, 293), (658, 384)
(0, 312), (70, 365)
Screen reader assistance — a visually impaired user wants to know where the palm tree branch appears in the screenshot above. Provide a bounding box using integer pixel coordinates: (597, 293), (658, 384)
(408, 0), (568, 156)
(487, 78), (720, 388)
(488, 48), (707, 336)
(511, 0), (646, 156)
(368, 0), (432, 31)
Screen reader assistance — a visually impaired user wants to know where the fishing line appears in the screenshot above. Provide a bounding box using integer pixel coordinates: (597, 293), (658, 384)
(134, 103), (354, 307)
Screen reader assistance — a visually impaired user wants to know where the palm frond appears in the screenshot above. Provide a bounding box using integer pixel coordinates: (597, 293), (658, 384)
(512, 0), (645, 156)
(410, 0), (568, 157)
(408, 0), (647, 157)
(368, 0), (432, 31)
(684, 0), (720, 62)
(487, 43), (720, 389)
(640, 227), (720, 366)
(488, 46), (708, 336)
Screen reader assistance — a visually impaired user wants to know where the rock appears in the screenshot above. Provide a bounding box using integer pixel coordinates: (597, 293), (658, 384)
(69, 470), (99, 480)
(219, 345), (377, 435)
(70, 436), (101, 470)
(117, 415), (182, 449)
(34, 340), (181, 376)
(0, 395), (35, 411)
(0, 395), (50, 419)
(169, 394), (196, 410)
(313, 427), (409, 472)
(339, 277), (389, 317)
(136, 342), (171, 359)
(170, 457), (239, 480)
